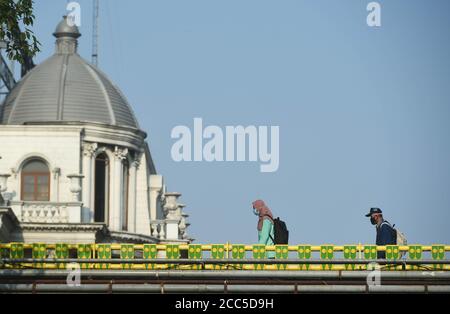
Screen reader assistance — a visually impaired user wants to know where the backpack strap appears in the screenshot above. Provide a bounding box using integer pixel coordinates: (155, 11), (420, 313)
(269, 234), (275, 243)
(262, 215), (276, 243)
(380, 221), (395, 234)
(262, 214), (274, 222)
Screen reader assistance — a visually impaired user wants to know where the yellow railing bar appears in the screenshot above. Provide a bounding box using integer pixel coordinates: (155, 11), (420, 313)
(1, 243), (449, 252)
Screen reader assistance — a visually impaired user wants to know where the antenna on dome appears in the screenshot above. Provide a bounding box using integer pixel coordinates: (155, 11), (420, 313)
(92, 0), (99, 67)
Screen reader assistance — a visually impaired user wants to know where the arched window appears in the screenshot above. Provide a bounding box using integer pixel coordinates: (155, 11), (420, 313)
(21, 159), (50, 201)
(94, 153), (109, 223)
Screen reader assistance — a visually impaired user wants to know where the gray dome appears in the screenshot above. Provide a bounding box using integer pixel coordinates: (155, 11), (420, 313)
(0, 16), (139, 129)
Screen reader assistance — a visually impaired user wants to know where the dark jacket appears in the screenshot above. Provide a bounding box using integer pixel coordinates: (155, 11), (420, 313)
(376, 220), (396, 259)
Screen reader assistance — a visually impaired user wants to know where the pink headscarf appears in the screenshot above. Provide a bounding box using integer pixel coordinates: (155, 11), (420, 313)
(252, 199), (273, 231)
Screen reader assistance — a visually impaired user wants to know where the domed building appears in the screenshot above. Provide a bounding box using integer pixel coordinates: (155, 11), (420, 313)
(0, 17), (190, 244)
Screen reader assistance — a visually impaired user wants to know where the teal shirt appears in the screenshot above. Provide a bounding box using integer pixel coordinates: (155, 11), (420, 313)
(258, 219), (276, 258)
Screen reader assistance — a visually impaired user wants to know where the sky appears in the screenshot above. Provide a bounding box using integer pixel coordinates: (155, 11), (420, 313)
(14, 0), (450, 245)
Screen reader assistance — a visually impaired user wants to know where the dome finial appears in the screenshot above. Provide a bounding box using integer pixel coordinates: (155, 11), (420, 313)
(53, 16), (81, 54)
(53, 15), (81, 39)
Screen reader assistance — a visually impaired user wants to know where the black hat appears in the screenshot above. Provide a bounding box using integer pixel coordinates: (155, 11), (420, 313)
(365, 207), (382, 217)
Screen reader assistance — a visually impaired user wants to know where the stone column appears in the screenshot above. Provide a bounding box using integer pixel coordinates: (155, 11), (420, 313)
(111, 146), (128, 231)
(179, 212), (188, 240)
(0, 174), (11, 206)
(177, 204), (189, 239)
(165, 220), (180, 240)
(51, 168), (61, 202)
(127, 156), (140, 233)
(163, 192), (182, 240)
(149, 175), (163, 220)
(81, 142), (97, 222)
(0, 174), (10, 194)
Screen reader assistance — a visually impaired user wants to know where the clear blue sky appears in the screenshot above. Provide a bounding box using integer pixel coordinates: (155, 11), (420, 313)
(27, 0), (450, 245)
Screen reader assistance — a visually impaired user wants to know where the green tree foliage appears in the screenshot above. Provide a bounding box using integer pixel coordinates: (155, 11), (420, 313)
(0, 0), (40, 65)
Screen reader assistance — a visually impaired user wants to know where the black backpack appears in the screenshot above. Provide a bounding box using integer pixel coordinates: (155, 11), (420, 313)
(267, 217), (289, 245)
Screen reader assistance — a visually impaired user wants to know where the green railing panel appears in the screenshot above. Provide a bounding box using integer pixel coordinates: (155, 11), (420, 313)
(386, 245), (401, 270)
(408, 245), (423, 270)
(143, 244), (157, 270)
(252, 245), (266, 259)
(10, 243), (24, 259)
(55, 243), (68, 269)
(232, 245), (246, 259)
(189, 245), (202, 259)
(432, 245), (445, 259)
(55, 244), (69, 258)
(77, 244), (92, 269)
(120, 244), (134, 259)
(188, 244), (203, 270)
(252, 244), (266, 270)
(386, 245), (400, 260)
(432, 245), (445, 270)
(275, 245), (288, 270)
(77, 244), (91, 258)
(211, 244), (226, 270)
(364, 245), (377, 260)
(408, 245), (423, 260)
(320, 245), (333, 270)
(120, 244), (134, 270)
(211, 245), (225, 259)
(95, 244), (111, 269)
(166, 245), (180, 259)
(297, 245), (311, 270)
(166, 244), (180, 269)
(32, 243), (46, 259)
(232, 245), (245, 269)
(344, 245), (357, 270)
(143, 244), (158, 259)
(0, 247), (8, 259)
(32, 243), (46, 268)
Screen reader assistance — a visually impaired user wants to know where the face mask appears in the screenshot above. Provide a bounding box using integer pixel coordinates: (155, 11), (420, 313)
(370, 217), (377, 225)
(253, 208), (259, 216)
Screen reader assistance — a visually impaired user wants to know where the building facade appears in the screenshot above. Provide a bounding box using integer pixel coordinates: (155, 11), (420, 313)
(0, 17), (190, 244)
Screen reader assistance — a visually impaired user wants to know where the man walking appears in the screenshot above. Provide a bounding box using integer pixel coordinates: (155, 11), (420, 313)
(365, 207), (396, 259)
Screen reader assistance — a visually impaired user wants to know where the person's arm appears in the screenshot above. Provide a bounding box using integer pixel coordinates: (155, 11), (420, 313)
(258, 219), (273, 245)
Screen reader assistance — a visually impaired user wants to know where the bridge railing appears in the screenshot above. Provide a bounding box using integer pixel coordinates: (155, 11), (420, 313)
(0, 243), (448, 271)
